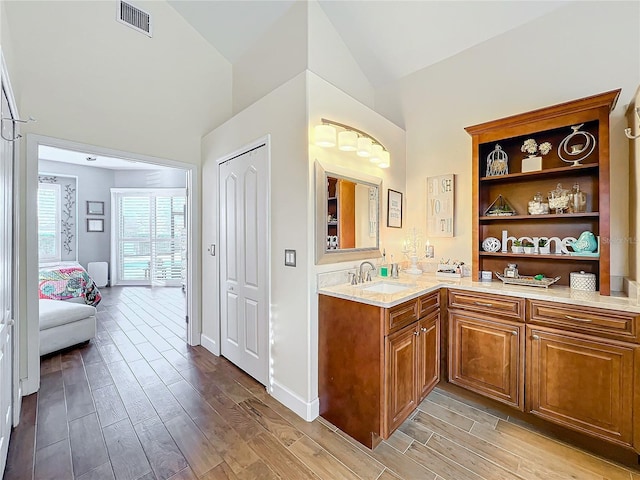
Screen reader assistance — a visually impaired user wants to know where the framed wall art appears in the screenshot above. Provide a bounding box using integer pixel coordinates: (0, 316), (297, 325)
(387, 189), (403, 228)
(86, 218), (104, 232)
(427, 174), (454, 237)
(86, 201), (104, 215)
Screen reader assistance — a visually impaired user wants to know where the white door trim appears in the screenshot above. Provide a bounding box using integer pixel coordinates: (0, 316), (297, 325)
(24, 134), (201, 394)
(215, 135), (272, 391)
(1, 49), (21, 425)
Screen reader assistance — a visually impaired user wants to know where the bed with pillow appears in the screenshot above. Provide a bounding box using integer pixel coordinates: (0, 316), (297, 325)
(38, 261), (101, 306)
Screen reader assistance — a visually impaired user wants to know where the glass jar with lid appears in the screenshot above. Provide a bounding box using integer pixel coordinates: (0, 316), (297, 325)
(504, 263), (519, 278)
(570, 182), (587, 213)
(548, 183), (571, 214)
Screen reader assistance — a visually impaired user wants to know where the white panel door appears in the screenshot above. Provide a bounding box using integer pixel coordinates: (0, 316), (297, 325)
(0, 84), (15, 475)
(219, 145), (268, 385)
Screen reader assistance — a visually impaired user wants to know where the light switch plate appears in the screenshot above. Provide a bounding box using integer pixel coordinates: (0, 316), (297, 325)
(285, 249), (296, 267)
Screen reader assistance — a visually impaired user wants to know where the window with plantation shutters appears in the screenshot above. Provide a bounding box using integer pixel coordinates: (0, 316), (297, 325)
(112, 189), (186, 286)
(38, 183), (61, 262)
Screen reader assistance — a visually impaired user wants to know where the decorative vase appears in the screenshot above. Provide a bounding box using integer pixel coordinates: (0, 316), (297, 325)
(522, 155), (542, 173)
(539, 245), (551, 255)
(511, 246), (524, 254)
(523, 246), (535, 254)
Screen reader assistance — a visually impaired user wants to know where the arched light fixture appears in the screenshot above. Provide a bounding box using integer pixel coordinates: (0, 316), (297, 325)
(338, 130), (358, 151)
(356, 137), (372, 157)
(378, 150), (390, 168)
(314, 118), (390, 168)
(314, 124), (336, 147)
(370, 144), (382, 164)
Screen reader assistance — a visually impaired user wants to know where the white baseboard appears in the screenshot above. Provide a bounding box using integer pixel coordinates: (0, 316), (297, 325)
(21, 377), (38, 396)
(200, 333), (219, 356)
(270, 380), (319, 422)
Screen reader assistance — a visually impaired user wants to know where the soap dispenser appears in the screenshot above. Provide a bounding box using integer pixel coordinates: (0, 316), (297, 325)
(379, 249), (388, 277)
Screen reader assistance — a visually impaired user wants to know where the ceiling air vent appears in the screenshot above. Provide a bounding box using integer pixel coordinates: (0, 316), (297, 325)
(118, 1), (152, 37)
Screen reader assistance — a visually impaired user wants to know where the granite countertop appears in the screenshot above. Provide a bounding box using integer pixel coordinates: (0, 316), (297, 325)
(317, 273), (640, 313)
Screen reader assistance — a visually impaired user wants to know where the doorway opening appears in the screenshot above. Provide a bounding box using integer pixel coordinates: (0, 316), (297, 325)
(25, 134), (200, 394)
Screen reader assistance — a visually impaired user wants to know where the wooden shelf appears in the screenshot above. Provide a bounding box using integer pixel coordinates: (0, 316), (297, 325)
(480, 213), (599, 222)
(480, 163), (599, 183)
(466, 90), (619, 295)
(479, 251), (600, 261)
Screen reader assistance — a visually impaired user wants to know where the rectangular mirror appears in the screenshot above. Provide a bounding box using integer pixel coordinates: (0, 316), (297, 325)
(315, 160), (381, 264)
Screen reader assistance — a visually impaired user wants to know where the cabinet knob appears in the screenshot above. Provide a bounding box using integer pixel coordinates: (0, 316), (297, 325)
(512, 330), (518, 336)
(532, 334), (540, 340)
(421, 327), (427, 332)
(414, 331), (419, 336)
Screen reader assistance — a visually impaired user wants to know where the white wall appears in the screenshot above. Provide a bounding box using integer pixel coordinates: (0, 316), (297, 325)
(375, 1), (640, 286)
(629, 86), (640, 284)
(5, 1), (231, 162)
(113, 168), (186, 189)
(232, 2), (307, 115)
(5, 0), (226, 392)
(307, 0), (374, 110)
(307, 72), (406, 410)
(39, 160), (114, 268)
(202, 72), (310, 415)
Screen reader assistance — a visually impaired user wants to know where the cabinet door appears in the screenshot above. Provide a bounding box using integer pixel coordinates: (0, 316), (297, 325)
(527, 326), (635, 446)
(385, 324), (417, 435)
(417, 312), (440, 403)
(449, 311), (524, 410)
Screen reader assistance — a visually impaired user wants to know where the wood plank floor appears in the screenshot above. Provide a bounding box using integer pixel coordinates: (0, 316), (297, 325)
(5, 286), (640, 479)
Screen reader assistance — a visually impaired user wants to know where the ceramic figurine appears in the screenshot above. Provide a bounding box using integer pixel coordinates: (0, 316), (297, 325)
(567, 231), (597, 253)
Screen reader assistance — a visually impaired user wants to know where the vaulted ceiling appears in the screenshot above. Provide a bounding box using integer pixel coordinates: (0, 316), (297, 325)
(168, 0), (567, 87)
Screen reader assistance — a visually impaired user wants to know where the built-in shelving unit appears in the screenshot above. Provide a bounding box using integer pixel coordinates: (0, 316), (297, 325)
(466, 89), (620, 295)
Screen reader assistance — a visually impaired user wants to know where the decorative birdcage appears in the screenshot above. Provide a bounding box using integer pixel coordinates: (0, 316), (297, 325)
(486, 144), (509, 176)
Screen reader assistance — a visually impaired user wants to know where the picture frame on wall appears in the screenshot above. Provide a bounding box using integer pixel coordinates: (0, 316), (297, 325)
(387, 189), (403, 228)
(86, 201), (104, 215)
(87, 218), (104, 233)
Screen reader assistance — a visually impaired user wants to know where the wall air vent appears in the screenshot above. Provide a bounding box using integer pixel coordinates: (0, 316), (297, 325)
(118, 1), (152, 37)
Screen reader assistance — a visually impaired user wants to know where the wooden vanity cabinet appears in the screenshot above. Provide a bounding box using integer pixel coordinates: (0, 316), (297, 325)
(526, 325), (635, 446)
(385, 309), (440, 434)
(447, 290), (525, 410)
(319, 290), (440, 448)
(526, 300), (640, 447)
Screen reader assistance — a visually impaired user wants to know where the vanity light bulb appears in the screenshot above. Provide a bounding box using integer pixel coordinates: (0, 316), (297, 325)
(356, 137), (372, 157)
(378, 150), (390, 168)
(338, 131), (358, 151)
(370, 144), (382, 164)
(314, 124), (336, 147)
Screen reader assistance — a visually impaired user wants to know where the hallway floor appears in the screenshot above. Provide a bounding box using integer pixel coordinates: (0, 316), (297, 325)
(4, 287), (639, 479)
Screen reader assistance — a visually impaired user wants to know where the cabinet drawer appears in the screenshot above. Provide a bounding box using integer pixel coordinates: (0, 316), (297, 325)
(528, 300), (639, 343)
(418, 291), (440, 318)
(448, 290), (524, 321)
(386, 299), (419, 335)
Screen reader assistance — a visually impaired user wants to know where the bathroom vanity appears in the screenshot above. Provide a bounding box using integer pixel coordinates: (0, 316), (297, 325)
(318, 286), (441, 448)
(318, 276), (640, 455)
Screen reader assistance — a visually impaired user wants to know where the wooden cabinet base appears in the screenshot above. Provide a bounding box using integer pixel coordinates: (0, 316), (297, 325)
(319, 292), (440, 448)
(448, 311), (525, 410)
(527, 326), (635, 447)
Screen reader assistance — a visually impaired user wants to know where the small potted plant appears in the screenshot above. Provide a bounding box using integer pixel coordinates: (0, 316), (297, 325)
(522, 239), (535, 254)
(511, 239), (524, 254)
(538, 238), (551, 255)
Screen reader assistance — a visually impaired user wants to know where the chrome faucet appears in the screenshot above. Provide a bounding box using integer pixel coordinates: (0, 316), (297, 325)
(359, 261), (376, 282)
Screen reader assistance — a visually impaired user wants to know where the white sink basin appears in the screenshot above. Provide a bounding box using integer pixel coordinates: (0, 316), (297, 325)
(361, 282), (413, 294)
